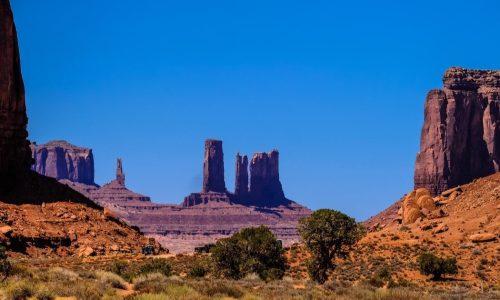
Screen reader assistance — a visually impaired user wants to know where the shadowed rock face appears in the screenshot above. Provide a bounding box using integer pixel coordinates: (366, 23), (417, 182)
(415, 67), (500, 195)
(235, 153), (249, 197)
(0, 1), (32, 193)
(250, 150), (286, 206)
(203, 139), (226, 193)
(31, 141), (96, 185)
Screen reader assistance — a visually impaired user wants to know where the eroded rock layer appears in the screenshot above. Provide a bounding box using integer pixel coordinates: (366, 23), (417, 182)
(415, 67), (500, 195)
(31, 141), (96, 185)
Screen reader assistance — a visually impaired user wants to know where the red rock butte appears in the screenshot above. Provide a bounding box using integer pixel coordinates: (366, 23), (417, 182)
(415, 67), (500, 195)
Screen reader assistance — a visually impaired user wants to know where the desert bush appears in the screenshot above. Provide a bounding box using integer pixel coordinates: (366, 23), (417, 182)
(298, 209), (363, 283)
(0, 245), (12, 281)
(4, 281), (34, 300)
(188, 264), (207, 278)
(34, 287), (55, 300)
(139, 258), (171, 277)
(45, 267), (79, 282)
(211, 225), (286, 281)
(195, 280), (244, 298)
(96, 271), (127, 289)
(133, 273), (168, 294)
(106, 260), (130, 276)
(417, 252), (458, 280)
(163, 281), (199, 298)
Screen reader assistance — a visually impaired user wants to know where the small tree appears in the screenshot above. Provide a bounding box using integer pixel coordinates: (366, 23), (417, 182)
(211, 226), (286, 281)
(417, 252), (458, 280)
(299, 209), (363, 283)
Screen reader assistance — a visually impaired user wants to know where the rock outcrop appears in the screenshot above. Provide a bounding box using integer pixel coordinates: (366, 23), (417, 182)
(203, 139), (226, 193)
(116, 158), (125, 186)
(415, 67), (500, 195)
(249, 150), (288, 206)
(0, 0), (32, 194)
(89, 159), (151, 204)
(234, 153), (249, 197)
(31, 141), (96, 185)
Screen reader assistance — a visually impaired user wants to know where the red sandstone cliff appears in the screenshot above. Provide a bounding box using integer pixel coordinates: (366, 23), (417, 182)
(415, 67), (500, 195)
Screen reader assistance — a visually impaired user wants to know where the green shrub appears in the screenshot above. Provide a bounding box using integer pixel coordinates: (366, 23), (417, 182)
(417, 252), (458, 280)
(212, 225), (286, 281)
(106, 260), (130, 276)
(188, 264), (207, 278)
(139, 258), (171, 277)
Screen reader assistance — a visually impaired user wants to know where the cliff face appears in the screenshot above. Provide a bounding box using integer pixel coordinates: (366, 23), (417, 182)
(31, 141), (96, 185)
(0, 0), (32, 193)
(249, 150), (287, 206)
(203, 139), (226, 193)
(415, 67), (500, 195)
(234, 153), (249, 197)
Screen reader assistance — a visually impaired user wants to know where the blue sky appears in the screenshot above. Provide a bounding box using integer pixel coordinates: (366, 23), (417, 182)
(11, 0), (500, 220)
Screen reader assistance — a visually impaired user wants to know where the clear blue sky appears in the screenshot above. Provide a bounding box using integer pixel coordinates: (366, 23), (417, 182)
(11, 0), (500, 220)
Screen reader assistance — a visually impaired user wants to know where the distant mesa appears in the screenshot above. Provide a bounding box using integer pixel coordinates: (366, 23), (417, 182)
(415, 67), (500, 195)
(31, 140), (97, 186)
(183, 139), (292, 208)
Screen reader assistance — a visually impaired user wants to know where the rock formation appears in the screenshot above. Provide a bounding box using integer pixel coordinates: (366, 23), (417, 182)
(31, 141), (96, 185)
(116, 158), (125, 186)
(0, 0), (32, 194)
(89, 158), (151, 204)
(235, 153), (249, 197)
(415, 67), (500, 195)
(249, 150), (288, 206)
(203, 139), (226, 193)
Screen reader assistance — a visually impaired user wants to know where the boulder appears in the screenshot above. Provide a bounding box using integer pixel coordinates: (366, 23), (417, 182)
(469, 233), (497, 243)
(417, 195), (436, 211)
(432, 223), (448, 234)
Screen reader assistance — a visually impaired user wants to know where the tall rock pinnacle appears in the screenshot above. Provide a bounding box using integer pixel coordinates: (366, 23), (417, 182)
(202, 139), (226, 193)
(0, 0), (32, 192)
(250, 150), (286, 206)
(116, 158), (125, 186)
(235, 153), (249, 196)
(414, 67), (500, 195)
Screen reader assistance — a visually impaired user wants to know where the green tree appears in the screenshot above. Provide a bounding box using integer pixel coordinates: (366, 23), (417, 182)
(299, 209), (363, 283)
(417, 252), (458, 280)
(211, 225), (286, 281)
